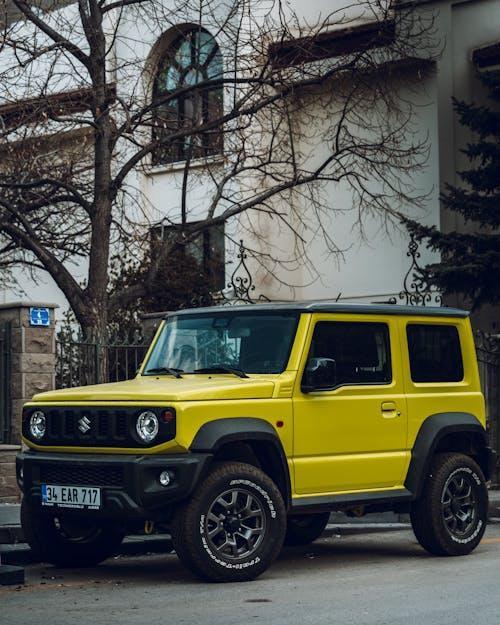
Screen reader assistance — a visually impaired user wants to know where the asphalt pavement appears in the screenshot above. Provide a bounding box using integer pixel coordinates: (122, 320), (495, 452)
(1, 524), (500, 625)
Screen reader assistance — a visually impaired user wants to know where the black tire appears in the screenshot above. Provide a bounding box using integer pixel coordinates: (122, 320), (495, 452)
(21, 497), (125, 567)
(410, 453), (488, 557)
(171, 462), (286, 582)
(284, 512), (330, 546)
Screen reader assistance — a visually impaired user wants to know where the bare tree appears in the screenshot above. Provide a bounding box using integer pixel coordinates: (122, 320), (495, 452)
(0, 0), (437, 344)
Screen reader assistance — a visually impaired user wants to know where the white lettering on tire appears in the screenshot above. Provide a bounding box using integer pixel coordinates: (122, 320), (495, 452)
(197, 478), (276, 569)
(229, 479), (277, 518)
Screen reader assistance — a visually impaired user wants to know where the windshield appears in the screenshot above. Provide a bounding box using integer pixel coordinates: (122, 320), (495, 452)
(143, 312), (299, 375)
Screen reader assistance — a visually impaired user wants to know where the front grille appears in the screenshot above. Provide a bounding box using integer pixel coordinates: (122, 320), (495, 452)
(23, 406), (176, 448)
(39, 463), (124, 487)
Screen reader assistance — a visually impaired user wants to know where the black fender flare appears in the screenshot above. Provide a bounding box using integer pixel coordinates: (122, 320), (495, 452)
(405, 412), (490, 498)
(190, 417), (291, 507)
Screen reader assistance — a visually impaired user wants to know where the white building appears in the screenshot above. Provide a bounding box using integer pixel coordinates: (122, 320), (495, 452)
(0, 0), (498, 332)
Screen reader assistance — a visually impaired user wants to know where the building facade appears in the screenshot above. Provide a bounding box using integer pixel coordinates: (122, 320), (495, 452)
(0, 0), (498, 332)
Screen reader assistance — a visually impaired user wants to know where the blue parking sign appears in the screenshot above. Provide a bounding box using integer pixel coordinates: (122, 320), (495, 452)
(29, 307), (50, 327)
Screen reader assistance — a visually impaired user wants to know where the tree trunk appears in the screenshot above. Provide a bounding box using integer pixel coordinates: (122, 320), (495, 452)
(79, 301), (109, 385)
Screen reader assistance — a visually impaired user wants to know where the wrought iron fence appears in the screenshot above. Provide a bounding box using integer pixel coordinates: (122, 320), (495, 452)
(475, 331), (500, 483)
(56, 327), (149, 389)
(0, 321), (12, 444)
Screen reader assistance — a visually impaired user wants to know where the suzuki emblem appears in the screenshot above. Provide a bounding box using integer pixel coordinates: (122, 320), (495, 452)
(78, 416), (91, 434)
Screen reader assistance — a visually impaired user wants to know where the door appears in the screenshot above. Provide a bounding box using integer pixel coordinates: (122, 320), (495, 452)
(292, 314), (409, 495)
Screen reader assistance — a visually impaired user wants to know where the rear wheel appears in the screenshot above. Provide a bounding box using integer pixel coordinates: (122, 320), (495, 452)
(21, 497), (125, 567)
(410, 453), (488, 556)
(172, 462), (286, 582)
(284, 512), (330, 546)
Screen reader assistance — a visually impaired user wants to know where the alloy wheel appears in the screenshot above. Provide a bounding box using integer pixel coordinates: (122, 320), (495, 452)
(205, 488), (266, 560)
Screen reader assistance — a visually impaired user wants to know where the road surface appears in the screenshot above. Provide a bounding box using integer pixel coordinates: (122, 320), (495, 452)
(2, 524), (500, 625)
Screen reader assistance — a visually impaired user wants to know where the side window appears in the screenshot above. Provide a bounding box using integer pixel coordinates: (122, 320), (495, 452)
(304, 322), (392, 390)
(407, 324), (464, 383)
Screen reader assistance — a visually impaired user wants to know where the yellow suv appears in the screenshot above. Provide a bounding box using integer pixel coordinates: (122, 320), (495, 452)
(17, 302), (496, 582)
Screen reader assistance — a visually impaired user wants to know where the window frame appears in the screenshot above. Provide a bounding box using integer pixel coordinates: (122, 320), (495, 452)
(301, 319), (393, 393)
(405, 322), (465, 384)
(151, 27), (224, 166)
(151, 220), (226, 291)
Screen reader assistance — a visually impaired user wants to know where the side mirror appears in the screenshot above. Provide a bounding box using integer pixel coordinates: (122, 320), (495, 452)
(302, 357), (337, 393)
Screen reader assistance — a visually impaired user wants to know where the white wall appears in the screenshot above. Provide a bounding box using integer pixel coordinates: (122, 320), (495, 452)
(235, 68), (441, 303)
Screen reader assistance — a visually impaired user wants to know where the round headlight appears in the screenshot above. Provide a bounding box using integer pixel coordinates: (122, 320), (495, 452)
(29, 411), (46, 440)
(136, 411), (159, 443)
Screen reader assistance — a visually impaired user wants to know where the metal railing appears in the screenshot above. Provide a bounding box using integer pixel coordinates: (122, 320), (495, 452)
(56, 328), (149, 389)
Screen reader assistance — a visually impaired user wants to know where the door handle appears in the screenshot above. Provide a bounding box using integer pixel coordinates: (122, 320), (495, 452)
(381, 401), (401, 418)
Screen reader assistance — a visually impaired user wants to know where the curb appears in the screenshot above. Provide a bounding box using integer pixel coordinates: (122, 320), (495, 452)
(0, 524), (410, 567)
(0, 535), (175, 567)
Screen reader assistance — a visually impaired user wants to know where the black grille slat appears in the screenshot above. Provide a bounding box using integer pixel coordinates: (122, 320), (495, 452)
(64, 412), (76, 438)
(39, 463), (123, 487)
(98, 411), (109, 438)
(115, 412), (127, 440)
(49, 410), (60, 437)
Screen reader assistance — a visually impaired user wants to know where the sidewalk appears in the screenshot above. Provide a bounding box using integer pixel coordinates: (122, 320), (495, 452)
(1, 490), (499, 566)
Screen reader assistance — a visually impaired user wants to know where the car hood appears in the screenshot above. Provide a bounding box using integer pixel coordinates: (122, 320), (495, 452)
(30, 375), (276, 403)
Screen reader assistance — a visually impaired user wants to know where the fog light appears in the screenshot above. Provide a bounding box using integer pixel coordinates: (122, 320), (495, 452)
(159, 471), (172, 487)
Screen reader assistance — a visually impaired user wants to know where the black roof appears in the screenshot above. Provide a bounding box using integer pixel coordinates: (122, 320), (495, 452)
(167, 300), (469, 318)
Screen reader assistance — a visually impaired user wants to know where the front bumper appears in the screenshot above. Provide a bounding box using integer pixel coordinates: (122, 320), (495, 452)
(17, 450), (212, 521)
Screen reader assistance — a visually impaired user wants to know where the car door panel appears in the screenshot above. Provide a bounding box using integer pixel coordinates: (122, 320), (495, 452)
(292, 314), (409, 496)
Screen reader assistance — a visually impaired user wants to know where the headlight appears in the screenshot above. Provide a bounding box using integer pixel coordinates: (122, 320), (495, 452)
(136, 411), (159, 443)
(29, 411), (46, 440)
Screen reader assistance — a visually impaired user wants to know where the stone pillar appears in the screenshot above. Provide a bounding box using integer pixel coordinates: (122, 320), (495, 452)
(0, 302), (57, 503)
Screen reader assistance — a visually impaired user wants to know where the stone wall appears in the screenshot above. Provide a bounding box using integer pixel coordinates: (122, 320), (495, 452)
(0, 302), (57, 503)
(0, 446), (19, 503)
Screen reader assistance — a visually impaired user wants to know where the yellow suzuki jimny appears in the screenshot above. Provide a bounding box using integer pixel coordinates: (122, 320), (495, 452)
(17, 302), (496, 582)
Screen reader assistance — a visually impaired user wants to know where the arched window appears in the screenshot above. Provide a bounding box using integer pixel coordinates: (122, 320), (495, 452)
(152, 27), (223, 165)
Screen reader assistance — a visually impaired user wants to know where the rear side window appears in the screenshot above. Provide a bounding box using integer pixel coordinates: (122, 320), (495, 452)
(308, 322), (392, 387)
(407, 324), (464, 383)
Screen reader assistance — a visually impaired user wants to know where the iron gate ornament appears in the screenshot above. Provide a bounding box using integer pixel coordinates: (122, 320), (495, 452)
(398, 233), (442, 306)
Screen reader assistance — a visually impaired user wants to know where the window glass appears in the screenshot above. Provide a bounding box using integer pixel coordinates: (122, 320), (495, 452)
(306, 322), (392, 388)
(151, 221), (225, 290)
(407, 324), (464, 383)
(153, 28), (223, 165)
(144, 313), (299, 374)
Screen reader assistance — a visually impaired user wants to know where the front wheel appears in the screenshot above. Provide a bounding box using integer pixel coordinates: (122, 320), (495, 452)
(21, 497), (125, 567)
(410, 453), (488, 557)
(172, 462), (286, 582)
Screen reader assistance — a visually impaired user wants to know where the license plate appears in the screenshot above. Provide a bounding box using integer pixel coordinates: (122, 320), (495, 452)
(41, 484), (101, 510)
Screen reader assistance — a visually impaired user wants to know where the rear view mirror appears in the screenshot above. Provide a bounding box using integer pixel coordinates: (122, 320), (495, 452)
(302, 357), (337, 392)
(228, 327), (251, 338)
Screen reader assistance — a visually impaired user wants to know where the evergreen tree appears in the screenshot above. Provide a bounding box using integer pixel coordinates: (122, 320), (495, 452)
(408, 71), (500, 309)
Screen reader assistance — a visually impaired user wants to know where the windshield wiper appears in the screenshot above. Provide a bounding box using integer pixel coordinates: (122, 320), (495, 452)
(194, 365), (249, 379)
(144, 367), (184, 378)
